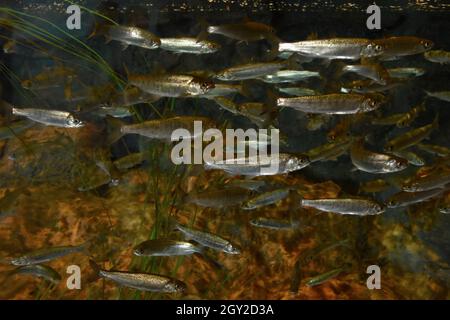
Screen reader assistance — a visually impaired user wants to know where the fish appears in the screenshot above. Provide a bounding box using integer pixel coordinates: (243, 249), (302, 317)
(350, 138), (408, 173)
(106, 116), (215, 144)
(417, 143), (450, 157)
(113, 152), (146, 171)
(305, 267), (345, 287)
(11, 107), (84, 128)
(306, 137), (352, 163)
(259, 70), (320, 83)
(241, 188), (291, 210)
(278, 38), (385, 60)
(439, 200), (450, 214)
(225, 179), (266, 191)
(342, 63), (390, 84)
(424, 50), (450, 64)
(215, 58), (296, 81)
(128, 73), (215, 97)
(341, 79), (403, 94)
(392, 150), (425, 167)
(159, 37), (220, 54)
(175, 223), (240, 254)
(206, 21), (277, 42)
(301, 198), (385, 215)
(201, 83), (249, 98)
(90, 24), (160, 50)
(372, 102), (426, 127)
(94, 106), (132, 118)
(21, 65), (76, 90)
(204, 153), (310, 176)
(8, 244), (87, 266)
(249, 217), (297, 230)
(373, 36), (434, 59)
(425, 91), (450, 103)
(277, 93), (384, 114)
(10, 264), (61, 284)
(402, 170), (450, 192)
(89, 260), (186, 293)
(386, 188), (444, 208)
(385, 114), (439, 151)
(277, 87), (319, 96)
(0, 119), (35, 140)
(387, 67), (425, 79)
(185, 188), (251, 208)
(133, 239), (203, 256)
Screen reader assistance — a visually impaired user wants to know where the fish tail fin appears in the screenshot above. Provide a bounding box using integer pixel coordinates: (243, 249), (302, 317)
(239, 81), (252, 99)
(88, 259), (102, 281)
(106, 115), (124, 145)
(167, 217), (181, 231)
(0, 99), (13, 118)
(433, 112), (439, 129)
(284, 53), (301, 70)
(196, 18), (210, 41)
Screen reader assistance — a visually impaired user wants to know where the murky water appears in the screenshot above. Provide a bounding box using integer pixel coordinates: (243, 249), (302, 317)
(0, 0), (449, 299)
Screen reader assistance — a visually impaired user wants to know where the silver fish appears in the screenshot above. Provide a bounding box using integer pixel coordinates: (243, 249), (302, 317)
(277, 93), (384, 114)
(249, 217), (297, 230)
(386, 188), (444, 208)
(204, 153), (310, 176)
(9, 244), (87, 266)
(133, 239), (202, 256)
(12, 107), (84, 128)
(175, 223), (240, 254)
(95, 25), (160, 50)
(301, 198), (385, 215)
(215, 58), (294, 81)
(159, 37), (220, 54)
(387, 67), (425, 79)
(402, 170), (450, 192)
(259, 70), (320, 83)
(242, 188), (291, 210)
(90, 260), (186, 293)
(424, 50), (450, 64)
(12, 264), (61, 284)
(278, 38), (384, 60)
(350, 139), (408, 173)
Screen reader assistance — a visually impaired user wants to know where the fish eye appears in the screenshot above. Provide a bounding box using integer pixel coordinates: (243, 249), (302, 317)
(387, 200), (396, 207)
(422, 40), (433, 49)
(375, 44), (383, 52)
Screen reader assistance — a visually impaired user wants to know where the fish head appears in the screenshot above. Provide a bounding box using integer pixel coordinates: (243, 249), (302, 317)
(292, 154), (310, 169)
(361, 93), (385, 112)
(386, 198), (399, 208)
(386, 157), (409, 172)
(215, 70), (232, 81)
(370, 202), (385, 214)
(420, 39), (434, 52)
(133, 245), (145, 256)
(362, 42), (385, 58)
(224, 243), (240, 254)
(165, 279), (187, 293)
(402, 181), (419, 192)
(66, 114), (85, 128)
(204, 41), (221, 53)
(199, 80), (215, 94)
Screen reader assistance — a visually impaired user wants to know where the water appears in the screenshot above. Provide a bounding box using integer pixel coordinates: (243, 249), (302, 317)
(0, 0), (449, 299)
